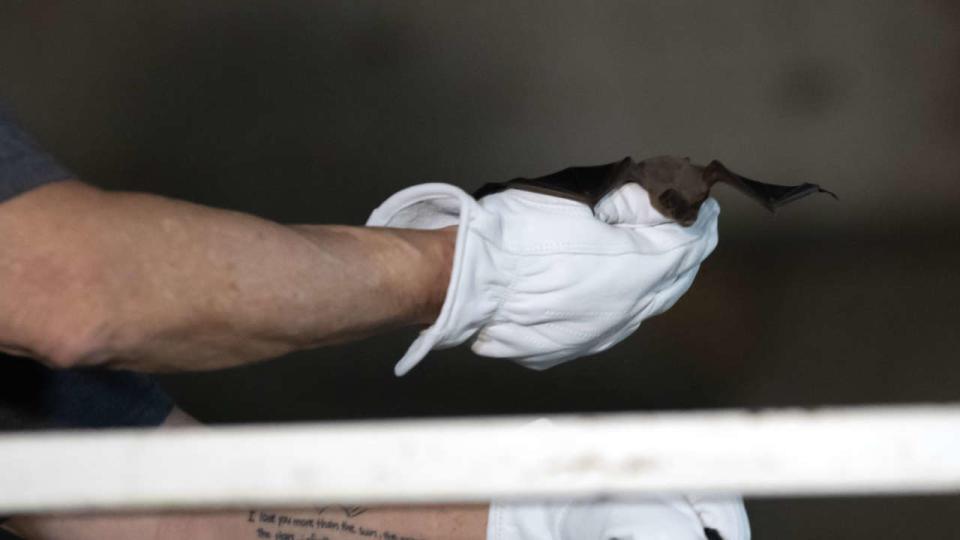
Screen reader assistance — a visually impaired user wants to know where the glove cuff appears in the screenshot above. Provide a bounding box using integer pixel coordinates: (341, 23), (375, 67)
(367, 183), (499, 376)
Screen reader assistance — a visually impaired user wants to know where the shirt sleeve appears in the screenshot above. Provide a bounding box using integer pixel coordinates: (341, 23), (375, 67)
(0, 103), (75, 204)
(0, 354), (174, 431)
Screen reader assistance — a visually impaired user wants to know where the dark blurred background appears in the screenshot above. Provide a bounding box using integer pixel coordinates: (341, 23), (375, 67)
(2, 1), (958, 538)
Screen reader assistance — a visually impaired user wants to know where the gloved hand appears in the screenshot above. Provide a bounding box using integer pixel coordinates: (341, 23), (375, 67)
(366, 181), (719, 376)
(487, 493), (750, 540)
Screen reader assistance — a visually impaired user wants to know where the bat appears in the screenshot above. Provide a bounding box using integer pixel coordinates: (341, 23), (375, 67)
(473, 156), (837, 226)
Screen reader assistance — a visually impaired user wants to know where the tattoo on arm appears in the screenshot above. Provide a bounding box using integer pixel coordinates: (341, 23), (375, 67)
(314, 506), (369, 518)
(244, 507), (423, 540)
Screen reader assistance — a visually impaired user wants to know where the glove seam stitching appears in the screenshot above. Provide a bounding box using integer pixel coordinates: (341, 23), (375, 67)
(499, 237), (707, 255)
(541, 321), (610, 340)
(493, 192), (593, 211)
(542, 310), (624, 318)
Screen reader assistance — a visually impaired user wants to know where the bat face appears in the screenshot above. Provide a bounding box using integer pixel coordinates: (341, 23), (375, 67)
(638, 156), (711, 226)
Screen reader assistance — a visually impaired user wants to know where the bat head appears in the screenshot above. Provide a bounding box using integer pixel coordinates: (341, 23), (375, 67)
(637, 156), (711, 226)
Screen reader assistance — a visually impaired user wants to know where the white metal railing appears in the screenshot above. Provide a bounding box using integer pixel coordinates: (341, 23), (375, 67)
(2, 404), (960, 513)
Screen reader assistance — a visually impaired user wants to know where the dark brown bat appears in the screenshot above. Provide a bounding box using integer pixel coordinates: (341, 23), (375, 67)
(474, 156), (837, 226)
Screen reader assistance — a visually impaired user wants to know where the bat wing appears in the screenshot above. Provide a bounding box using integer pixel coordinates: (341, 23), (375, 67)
(473, 157), (637, 207)
(704, 160), (838, 212)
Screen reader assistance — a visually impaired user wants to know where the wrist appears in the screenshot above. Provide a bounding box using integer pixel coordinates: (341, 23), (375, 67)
(416, 226), (457, 325)
(365, 183), (490, 375)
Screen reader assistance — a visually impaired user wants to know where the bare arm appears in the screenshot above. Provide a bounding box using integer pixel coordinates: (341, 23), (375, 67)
(5, 504), (488, 540)
(0, 181), (455, 371)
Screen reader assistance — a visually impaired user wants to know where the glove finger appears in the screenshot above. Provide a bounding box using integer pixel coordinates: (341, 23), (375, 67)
(595, 182), (675, 226)
(588, 261), (704, 355)
(645, 262), (702, 318)
(603, 196), (719, 273)
(638, 201), (719, 287)
(615, 226), (715, 310)
(472, 320), (584, 370)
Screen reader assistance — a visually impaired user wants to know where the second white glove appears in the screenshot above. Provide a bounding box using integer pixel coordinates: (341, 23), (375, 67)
(487, 493), (750, 540)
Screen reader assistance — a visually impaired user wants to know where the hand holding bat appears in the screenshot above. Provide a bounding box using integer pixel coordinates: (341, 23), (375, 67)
(368, 174), (719, 374)
(370, 156), (834, 373)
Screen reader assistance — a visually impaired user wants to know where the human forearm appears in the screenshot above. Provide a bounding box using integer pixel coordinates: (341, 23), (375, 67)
(0, 181), (454, 371)
(5, 505), (487, 540)
(162, 505), (487, 540)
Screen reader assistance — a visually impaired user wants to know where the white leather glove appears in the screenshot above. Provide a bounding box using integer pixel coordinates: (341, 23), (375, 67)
(487, 493), (750, 540)
(367, 182), (719, 376)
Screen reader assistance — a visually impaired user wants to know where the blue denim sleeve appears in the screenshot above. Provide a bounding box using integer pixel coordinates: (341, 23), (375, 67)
(0, 103), (74, 203)
(0, 354), (174, 431)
